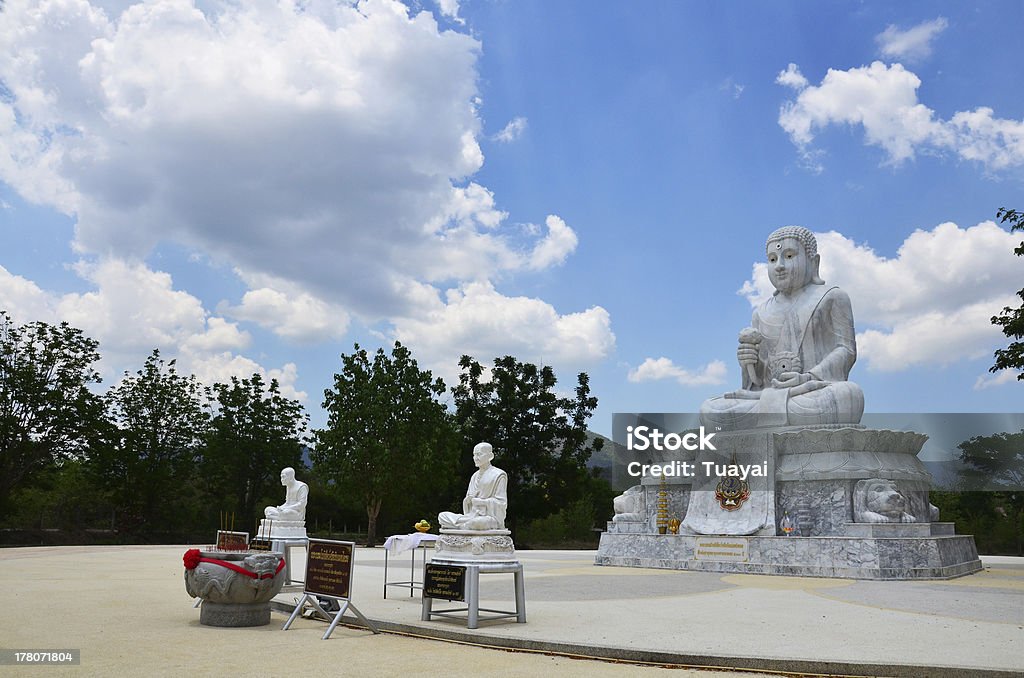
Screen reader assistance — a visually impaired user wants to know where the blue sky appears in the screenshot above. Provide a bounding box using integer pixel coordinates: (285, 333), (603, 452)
(1, 0), (1022, 437)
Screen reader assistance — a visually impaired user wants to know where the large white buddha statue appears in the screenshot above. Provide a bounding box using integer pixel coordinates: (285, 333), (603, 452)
(700, 226), (864, 430)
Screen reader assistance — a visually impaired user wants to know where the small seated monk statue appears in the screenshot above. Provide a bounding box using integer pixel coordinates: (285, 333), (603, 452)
(439, 442), (508, 531)
(264, 467), (308, 522)
(700, 226), (864, 431)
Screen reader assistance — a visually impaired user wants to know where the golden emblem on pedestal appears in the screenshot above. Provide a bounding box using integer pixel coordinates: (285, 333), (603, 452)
(715, 475), (750, 511)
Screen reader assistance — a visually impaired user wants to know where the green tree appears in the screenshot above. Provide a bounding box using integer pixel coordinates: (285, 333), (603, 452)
(991, 207), (1024, 379)
(203, 373), (308, 527)
(0, 311), (104, 514)
(313, 342), (456, 546)
(452, 355), (603, 535)
(957, 429), (1024, 555)
(94, 350), (210, 534)
(958, 429), (1024, 490)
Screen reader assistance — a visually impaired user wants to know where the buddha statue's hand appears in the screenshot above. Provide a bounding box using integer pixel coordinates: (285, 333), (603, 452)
(724, 388), (761, 400)
(771, 372), (827, 395)
(737, 344), (758, 367)
(737, 327), (762, 386)
(736, 344), (759, 384)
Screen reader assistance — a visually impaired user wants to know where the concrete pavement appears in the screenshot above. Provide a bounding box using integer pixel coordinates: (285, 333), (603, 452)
(1, 545), (1021, 677)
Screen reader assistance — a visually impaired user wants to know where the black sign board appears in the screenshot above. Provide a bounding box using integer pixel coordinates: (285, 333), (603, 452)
(248, 538), (272, 552)
(424, 563), (466, 601)
(216, 530), (248, 551)
(303, 539), (354, 600)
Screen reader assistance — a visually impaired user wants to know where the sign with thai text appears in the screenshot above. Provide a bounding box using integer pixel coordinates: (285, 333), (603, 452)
(303, 539), (354, 600)
(694, 536), (749, 562)
(248, 537), (272, 552)
(215, 530), (248, 551)
(423, 563), (466, 601)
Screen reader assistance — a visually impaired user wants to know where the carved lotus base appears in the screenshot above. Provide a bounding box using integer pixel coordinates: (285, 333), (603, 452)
(436, 529), (516, 562)
(184, 551), (286, 627)
(774, 427), (930, 482)
(258, 519), (306, 539)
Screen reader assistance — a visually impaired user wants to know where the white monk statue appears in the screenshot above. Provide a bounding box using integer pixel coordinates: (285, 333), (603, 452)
(264, 467), (308, 522)
(439, 442), (508, 531)
(700, 226), (864, 430)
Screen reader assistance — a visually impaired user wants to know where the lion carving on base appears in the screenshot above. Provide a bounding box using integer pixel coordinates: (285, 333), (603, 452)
(853, 478), (916, 523)
(612, 485), (646, 522)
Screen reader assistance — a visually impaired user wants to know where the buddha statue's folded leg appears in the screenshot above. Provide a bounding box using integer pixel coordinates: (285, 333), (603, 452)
(699, 396), (759, 431)
(787, 381), (864, 426)
(438, 511), (464, 529)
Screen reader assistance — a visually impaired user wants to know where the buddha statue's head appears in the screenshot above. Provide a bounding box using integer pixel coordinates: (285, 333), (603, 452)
(280, 467), (295, 486)
(765, 226), (824, 295)
(472, 442), (494, 467)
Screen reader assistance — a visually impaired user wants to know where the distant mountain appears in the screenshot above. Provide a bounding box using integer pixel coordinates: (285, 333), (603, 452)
(922, 459), (964, 489)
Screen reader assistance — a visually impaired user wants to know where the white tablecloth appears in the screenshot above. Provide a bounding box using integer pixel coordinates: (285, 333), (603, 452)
(383, 532), (438, 555)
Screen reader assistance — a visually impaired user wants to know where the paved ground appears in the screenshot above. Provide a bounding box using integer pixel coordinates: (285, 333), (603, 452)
(1, 545), (1022, 677)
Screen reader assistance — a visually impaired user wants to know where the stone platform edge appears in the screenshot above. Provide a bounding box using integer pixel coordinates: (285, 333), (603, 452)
(596, 532), (982, 580)
(593, 555), (983, 580)
(266, 600), (1014, 678)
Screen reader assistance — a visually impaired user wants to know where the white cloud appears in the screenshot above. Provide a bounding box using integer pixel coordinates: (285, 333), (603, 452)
(493, 116), (527, 143)
(776, 64), (808, 91)
(0, 0), (606, 369)
(435, 0), (463, 24)
(0, 264), (58, 323)
(777, 61), (1024, 171)
(528, 215), (578, 270)
(876, 17), (948, 62)
(857, 300), (1009, 371)
(392, 280), (615, 383)
(739, 221), (1020, 372)
(0, 256), (309, 399)
(187, 353), (307, 402)
(717, 77), (745, 100)
(628, 358), (728, 387)
(974, 370), (1023, 390)
(58, 259), (219, 356)
(0, 0), (581, 320)
(223, 277), (351, 343)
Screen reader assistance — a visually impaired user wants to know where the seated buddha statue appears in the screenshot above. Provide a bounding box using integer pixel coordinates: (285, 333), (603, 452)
(439, 442), (508, 532)
(699, 226), (864, 431)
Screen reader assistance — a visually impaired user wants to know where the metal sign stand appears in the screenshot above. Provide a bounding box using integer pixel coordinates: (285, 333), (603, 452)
(281, 538), (379, 640)
(282, 592), (378, 640)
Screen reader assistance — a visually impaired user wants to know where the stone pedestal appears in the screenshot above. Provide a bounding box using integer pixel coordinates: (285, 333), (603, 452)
(258, 518), (306, 539)
(595, 529), (981, 580)
(596, 426), (983, 580)
(435, 529), (516, 562)
(200, 601), (272, 627)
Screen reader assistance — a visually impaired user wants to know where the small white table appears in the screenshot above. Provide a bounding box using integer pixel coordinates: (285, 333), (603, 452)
(382, 532), (438, 598)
